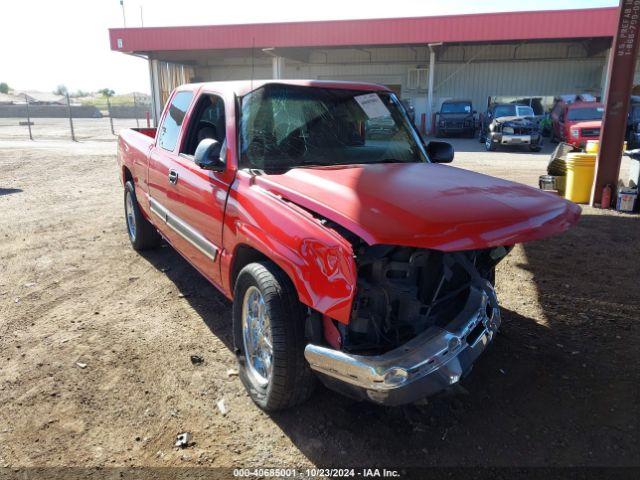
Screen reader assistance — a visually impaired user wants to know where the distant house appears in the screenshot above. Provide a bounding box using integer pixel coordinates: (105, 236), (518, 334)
(18, 91), (66, 105)
(0, 92), (23, 105)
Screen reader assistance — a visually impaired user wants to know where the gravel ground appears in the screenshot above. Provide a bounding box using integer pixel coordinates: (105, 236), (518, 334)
(0, 126), (638, 470)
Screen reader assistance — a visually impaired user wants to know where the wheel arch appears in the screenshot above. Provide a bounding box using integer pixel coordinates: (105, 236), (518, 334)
(122, 165), (133, 185)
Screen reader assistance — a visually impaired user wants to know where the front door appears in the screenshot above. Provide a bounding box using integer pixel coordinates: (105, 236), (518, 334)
(164, 92), (233, 287)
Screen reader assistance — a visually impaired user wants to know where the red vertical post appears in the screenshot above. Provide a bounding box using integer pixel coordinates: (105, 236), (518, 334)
(591, 0), (640, 205)
(146, 111), (150, 128)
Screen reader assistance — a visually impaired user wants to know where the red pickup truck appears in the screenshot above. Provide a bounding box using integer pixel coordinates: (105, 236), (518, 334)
(118, 80), (580, 410)
(550, 100), (604, 148)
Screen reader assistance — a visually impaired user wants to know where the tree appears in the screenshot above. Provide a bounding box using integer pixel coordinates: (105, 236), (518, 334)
(0, 82), (9, 94)
(54, 84), (68, 96)
(98, 88), (115, 98)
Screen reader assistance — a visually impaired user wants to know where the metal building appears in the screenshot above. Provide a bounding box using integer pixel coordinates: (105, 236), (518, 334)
(109, 7), (628, 130)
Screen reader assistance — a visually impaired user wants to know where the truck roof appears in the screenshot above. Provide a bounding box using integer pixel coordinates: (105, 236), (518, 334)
(176, 79), (391, 97)
(567, 101), (604, 109)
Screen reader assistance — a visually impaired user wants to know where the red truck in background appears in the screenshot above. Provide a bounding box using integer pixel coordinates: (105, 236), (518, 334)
(117, 80), (580, 411)
(550, 99), (604, 148)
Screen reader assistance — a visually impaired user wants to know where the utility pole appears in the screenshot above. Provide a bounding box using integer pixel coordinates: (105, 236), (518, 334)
(107, 96), (115, 135)
(24, 93), (33, 141)
(120, 0), (126, 27)
(66, 93), (76, 142)
(133, 92), (140, 128)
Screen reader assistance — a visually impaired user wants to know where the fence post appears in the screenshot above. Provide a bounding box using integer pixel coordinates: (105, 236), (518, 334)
(107, 96), (115, 135)
(66, 93), (76, 142)
(24, 94), (33, 140)
(133, 92), (140, 128)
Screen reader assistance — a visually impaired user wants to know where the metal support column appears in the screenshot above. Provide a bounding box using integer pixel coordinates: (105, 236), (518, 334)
(149, 58), (162, 126)
(272, 56), (285, 79)
(426, 43), (441, 135)
(591, 0), (640, 206)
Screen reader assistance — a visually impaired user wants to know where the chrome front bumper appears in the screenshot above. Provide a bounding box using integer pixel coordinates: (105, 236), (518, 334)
(304, 285), (500, 405)
(490, 132), (540, 145)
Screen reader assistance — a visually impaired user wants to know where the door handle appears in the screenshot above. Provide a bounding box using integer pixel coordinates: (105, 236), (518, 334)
(168, 169), (179, 185)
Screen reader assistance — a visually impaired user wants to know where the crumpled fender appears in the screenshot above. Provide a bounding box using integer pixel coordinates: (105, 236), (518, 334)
(222, 175), (357, 324)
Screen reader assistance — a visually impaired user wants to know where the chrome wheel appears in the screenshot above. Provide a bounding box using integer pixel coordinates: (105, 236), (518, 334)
(125, 190), (136, 241)
(485, 135), (492, 150)
(241, 286), (273, 388)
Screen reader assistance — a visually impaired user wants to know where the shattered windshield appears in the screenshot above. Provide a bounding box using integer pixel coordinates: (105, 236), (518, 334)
(239, 84), (426, 171)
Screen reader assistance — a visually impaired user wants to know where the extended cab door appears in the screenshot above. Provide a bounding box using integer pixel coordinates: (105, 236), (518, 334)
(160, 90), (235, 287)
(147, 90), (194, 251)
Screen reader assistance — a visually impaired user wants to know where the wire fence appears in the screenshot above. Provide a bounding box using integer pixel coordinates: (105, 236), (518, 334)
(0, 94), (153, 142)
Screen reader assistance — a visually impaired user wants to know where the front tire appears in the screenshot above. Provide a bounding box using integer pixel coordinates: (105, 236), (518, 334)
(485, 135), (497, 151)
(233, 261), (315, 411)
(124, 181), (161, 251)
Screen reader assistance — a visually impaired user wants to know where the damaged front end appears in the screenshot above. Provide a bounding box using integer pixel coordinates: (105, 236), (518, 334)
(304, 243), (511, 405)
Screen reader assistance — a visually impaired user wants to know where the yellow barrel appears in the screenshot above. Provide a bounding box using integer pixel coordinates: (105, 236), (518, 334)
(586, 140), (599, 154)
(585, 140), (626, 154)
(564, 152), (596, 203)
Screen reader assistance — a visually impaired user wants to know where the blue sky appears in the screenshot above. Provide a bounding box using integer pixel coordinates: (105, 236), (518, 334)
(0, 0), (619, 94)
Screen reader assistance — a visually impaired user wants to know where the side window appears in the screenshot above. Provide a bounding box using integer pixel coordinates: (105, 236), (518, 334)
(158, 91), (193, 151)
(181, 94), (226, 156)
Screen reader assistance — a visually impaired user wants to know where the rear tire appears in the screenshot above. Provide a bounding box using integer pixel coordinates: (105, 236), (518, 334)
(124, 181), (161, 251)
(233, 261), (315, 411)
(529, 145), (542, 152)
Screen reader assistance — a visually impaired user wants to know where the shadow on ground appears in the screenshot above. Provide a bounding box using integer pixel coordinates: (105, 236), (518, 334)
(140, 211), (639, 467)
(0, 187), (23, 196)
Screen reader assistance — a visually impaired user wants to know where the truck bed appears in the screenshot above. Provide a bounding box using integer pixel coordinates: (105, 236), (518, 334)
(117, 127), (157, 190)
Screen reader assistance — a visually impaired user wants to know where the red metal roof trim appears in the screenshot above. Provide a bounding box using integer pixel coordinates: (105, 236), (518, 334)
(109, 7), (618, 53)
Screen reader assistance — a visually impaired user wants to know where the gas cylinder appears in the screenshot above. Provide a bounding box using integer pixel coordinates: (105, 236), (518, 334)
(601, 184), (612, 209)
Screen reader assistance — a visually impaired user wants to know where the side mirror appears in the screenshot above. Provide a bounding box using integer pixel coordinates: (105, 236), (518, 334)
(194, 138), (225, 171)
(426, 141), (454, 163)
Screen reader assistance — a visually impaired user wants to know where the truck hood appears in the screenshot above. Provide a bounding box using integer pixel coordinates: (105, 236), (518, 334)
(254, 163), (581, 251)
(439, 112), (473, 120)
(494, 116), (537, 127)
(570, 120), (602, 129)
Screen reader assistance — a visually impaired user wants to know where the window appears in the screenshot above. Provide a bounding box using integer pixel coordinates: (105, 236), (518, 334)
(239, 84), (426, 171)
(516, 106), (535, 117)
(567, 106), (604, 121)
(493, 105), (516, 118)
(181, 94), (226, 156)
(158, 91), (193, 151)
(441, 102), (472, 114)
(407, 68), (428, 90)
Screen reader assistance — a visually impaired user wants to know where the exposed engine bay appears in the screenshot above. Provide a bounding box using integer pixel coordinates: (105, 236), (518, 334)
(340, 243), (511, 354)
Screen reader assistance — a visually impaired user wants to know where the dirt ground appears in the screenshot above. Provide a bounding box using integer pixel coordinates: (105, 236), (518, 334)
(0, 125), (638, 470)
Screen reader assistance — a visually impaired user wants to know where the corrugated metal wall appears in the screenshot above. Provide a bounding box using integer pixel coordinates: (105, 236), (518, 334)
(192, 41), (609, 118)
